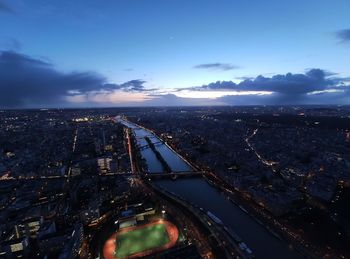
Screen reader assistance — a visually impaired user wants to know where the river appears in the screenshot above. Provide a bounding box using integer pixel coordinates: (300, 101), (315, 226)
(117, 117), (302, 259)
(119, 118), (192, 173)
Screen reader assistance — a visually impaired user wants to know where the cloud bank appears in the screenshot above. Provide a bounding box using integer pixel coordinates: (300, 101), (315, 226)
(193, 69), (337, 94)
(0, 51), (349, 108)
(193, 63), (239, 71)
(0, 51), (151, 108)
(175, 69), (350, 105)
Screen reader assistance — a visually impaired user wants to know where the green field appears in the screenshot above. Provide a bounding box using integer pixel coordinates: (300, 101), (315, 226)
(115, 223), (170, 258)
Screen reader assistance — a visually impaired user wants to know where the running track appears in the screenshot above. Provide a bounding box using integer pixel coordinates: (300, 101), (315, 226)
(103, 220), (179, 259)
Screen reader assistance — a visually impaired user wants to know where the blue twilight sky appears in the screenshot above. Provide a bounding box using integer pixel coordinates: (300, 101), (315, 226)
(0, 0), (349, 108)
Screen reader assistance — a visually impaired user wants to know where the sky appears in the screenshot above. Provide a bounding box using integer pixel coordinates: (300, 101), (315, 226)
(0, 0), (349, 108)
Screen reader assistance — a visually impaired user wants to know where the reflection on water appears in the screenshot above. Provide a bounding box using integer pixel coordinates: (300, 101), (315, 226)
(119, 118), (192, 173)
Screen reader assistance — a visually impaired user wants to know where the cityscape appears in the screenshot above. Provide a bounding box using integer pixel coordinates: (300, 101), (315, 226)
(0, 106), (349, 258)
(1, 0), (350, 258)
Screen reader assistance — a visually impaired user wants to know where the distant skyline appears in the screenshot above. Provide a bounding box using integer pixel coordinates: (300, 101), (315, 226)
(0, 0), (349, 108)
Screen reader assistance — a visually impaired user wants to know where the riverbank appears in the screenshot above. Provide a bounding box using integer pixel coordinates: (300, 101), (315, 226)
(118, 116), (306, 259)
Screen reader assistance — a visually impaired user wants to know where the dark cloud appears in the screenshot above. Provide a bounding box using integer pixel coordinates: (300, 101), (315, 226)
(0, 1), (13, 13)
(193, 63), (239, 71)
(97, 80), (148, 93)
(178, 68), (350, 105)
(235, 76), (255, 81)
(335, 29), (350, 43)
(119, 80), (146, 91)
(1, 50), (349, 108)
(197, 69), (340, 95)
(0, 51), (146, 108)
(217, 89), (350, 106)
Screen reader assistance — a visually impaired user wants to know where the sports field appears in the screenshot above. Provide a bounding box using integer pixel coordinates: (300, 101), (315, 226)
(103, 220), (179, 259)
(116, 223), (169, 258)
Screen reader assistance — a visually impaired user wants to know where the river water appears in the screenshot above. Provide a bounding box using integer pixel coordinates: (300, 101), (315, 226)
(118, 117), (301, 259)
(119, 118), (192, 173)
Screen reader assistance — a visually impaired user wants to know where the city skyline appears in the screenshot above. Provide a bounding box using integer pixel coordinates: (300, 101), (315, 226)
(0, 0), (350, 108)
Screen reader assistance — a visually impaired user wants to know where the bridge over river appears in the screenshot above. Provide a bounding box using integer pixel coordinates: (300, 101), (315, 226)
(116, 116), (303, 259)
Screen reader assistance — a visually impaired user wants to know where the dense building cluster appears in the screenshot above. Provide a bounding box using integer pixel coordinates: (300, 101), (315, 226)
(126, 106), (350, 255)
(1, 106), (350, 258)
(0, 108), (212, 259)
(0, 109), (132, 258)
